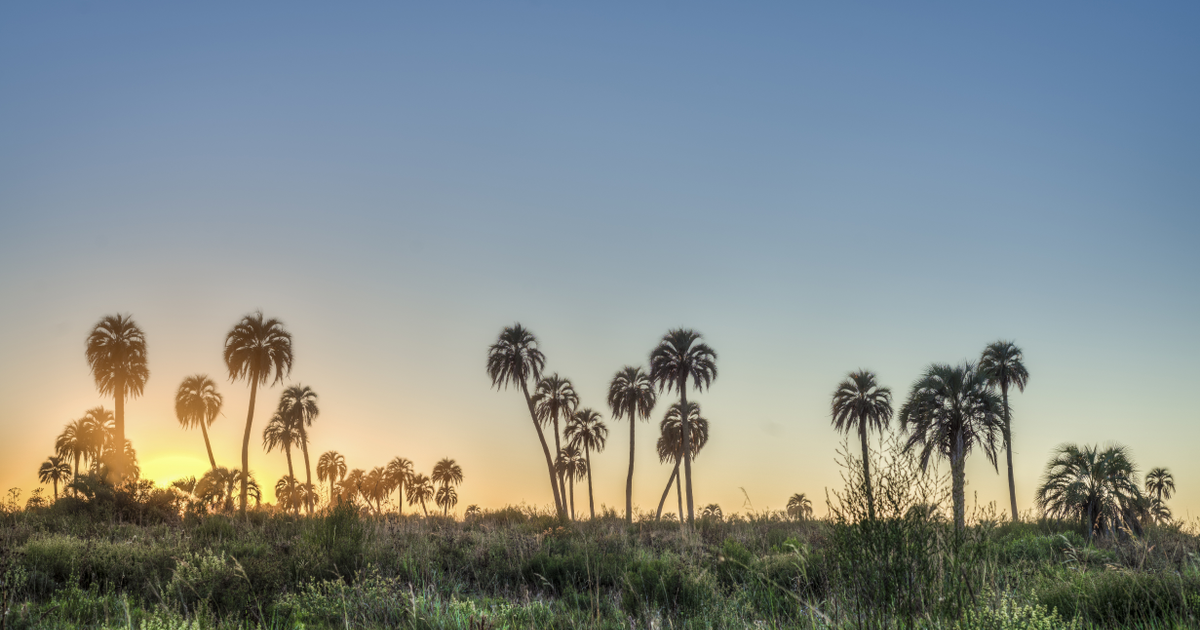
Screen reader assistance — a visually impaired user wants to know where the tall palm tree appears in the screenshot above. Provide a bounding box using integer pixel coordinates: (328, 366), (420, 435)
(174, 375), (223, 470)
(979, 341), (1030, 522)
(486, 324), (564, 517)
(534, 375), (579, 504)
(566, 408), (608, 519)
(557, 445), (587, 520)
(317, 451), (347, 506)
(1036, 444), (1144, 539)
(435, 485), (459, 517)
(787, 493), (813, 521)
(649, 329), (717, 526)
(407, 473), (434, 516)
(830, 370), (893, 521)
(38, 456), (71, 501)
(607, 366), (656, 524)
(85, 314), (149, 481)
(224, 311), (293, 515)
(386, 457), (414, 515)
(432, 458), (464, 502)
(899, 363), (1004, 532)
(262, 412), (302, 513)
(1144, 467), (1175, 524)
(654, 402), (710, 521)
(277, 385), (319, 514)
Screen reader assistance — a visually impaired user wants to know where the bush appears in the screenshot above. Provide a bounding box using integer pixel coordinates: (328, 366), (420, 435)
(621, 556), (712, 618)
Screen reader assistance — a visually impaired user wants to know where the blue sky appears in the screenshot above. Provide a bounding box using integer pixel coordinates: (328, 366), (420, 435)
(1, 3), (1197, 516)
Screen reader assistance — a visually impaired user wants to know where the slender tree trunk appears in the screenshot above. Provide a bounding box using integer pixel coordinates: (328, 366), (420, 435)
(656, 460), (680, 520)
(675, 470), (683, 523)
(521, 381), (565, 517)
(397, 480), (405, 516)
(569, 476), (576, 520)
(626, 413), (635, 523)
(52, 480), (58, 501)
(679, 374), (695, 526)
(952, 432), (966, 532)
(1002, 383), (1018, 522)
(585, 445), (595, 519)
(114, 380), (126, 481)
(298, 426), (314, 515)
(554, 414), (567, 508)
(201, 420), (218, 468)
(285, 445), (296, 513)
(240, 378), (259, 516)
(330, 480), (336, 507)
(860, 427), (875, 521)
(421, 500), (428, 517)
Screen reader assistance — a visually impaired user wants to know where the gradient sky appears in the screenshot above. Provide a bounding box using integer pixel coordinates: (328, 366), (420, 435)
(1, 3), (1197, 519)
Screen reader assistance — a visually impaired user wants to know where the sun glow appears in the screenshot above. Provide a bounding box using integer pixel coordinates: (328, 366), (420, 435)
(140, 454), (210, 488)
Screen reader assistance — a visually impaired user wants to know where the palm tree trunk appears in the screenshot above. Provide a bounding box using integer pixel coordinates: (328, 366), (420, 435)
(554, 415), (567, 508)
(421, 500), (428, 517)
(679, 377), (695, 526)
(240, 377), (259, 516)
(585, 445), (595, 520)
(626, 413), (635, 524)
(521, 381), (565, 517)
(298, 426), (314, 515)
(200, 421), (217, 471)
(397, 480), (405, 516)
(860, 427), (876, 521)
(569, 476), (576, 520)
(285, 446), (296, 513)
(952, 432), (966, 532)
(114, 378), (125, 475)
(1002, 383), (1018, 522)
(656, 460), (680, 520)
(675, 471), (684, 523)
(52, 480), (58, 501)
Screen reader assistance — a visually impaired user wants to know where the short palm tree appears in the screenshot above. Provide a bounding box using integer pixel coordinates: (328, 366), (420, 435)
(607, 366), (656, 524)
(337, 469), (366, 507)
(262, 412), (302, 513)
(38, 456), (71, 501)
(534, 374), (579, 504)
(85, 314), (149, 481)
(899, 363), (1004, 532)
(486, 324), (564, 517)
(1144, 467), (1175, 524)
(979, 341), (1030, 522)
(363, 466), (390, 514)
(407, 473), (434, 516)
(431, 458), (464, 517)
(1036, 444), (1144, 539)
(556, 445), (587, 520)
(82, 406), (116, 460)
(55, 416), (95, 481)
(277, 385), (319, 514)
(649, 329), (717, 526)
(654, 402), (710, 521)
(275, 475), (301, 512)
(224, 311), (293, 515)
(197, 467), (237, 512)
(174, 375), (223, 470)
(700, 504), (722, 520)
(435, 485), (459, 516)
(317, 451), (346, 507)
(465, 505), (482, 519)
(787, 493), (813, 521)
(386, 457), (414, 515)
(830, 370), (893, 521)
(565, 408), (608, 519)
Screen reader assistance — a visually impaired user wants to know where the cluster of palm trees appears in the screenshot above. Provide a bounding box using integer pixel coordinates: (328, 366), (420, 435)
(488, 325), (717, 526)
(313, 451), (463, 516)
(40, 406), (139, 500)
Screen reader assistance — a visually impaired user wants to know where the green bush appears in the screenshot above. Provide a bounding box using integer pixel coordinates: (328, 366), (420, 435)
(621, 556), (713, 618)
(1036, 570), (1200, 627)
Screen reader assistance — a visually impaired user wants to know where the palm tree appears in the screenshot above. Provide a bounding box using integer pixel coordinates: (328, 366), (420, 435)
(431, 458), (464, 516)
(486, 324), (564, 517)
(534, 375), (579, 505)
(654, 402), (710, 521)
(787, 493), (813, 521)
(363, 466), (390, 514)
(607, 366), (656, 524)
(85, 314), (149, 481)
(224, 311), (293, 515)
(435, 485), (459, 516)
(262, 412), (302, 513)
(174, 375), (223, 470)
(197, 467), (238, 512)
(55, 416), (94, 481)
(556, 445), (587, 520)
(979, 341), (1030, 522)
(1036, 444), (1144, 540)
(317, 451), (346, 506)
(277, 385), (319, 514)
(649, 329), (717, 526)
(700, 504), (722, 520)
(565, 408), (608, 519)
(465, 505), (482, 519)
(407, 473), (434, 516)
(899, 363), (1004, 532)
(82, 406), (116, 461)
(1144, 467), (1175, 524)
(275, 475), (300, 512)
(386, 457), (414, 515)
(830, 370), (893, 521)
(338, 469), (366, 507)
(38, 456), (71, 501)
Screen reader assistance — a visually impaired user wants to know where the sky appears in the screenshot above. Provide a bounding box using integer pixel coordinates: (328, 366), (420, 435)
(1, 3), (1197, 519)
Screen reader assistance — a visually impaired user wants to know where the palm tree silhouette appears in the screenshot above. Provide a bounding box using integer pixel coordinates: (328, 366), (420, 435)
(1144, 467), (1175, 524)
(55, 416), (95, 482)
(654, 402), (710, 521)
(85, 314), (149, 481)
(607, 366), (656, 524)
(700, 504), (722, 520)
(197, 467), (237, 512)
(787, 493), (813, 521)
(465, 505), (482, 519)
(899, 363), (1003, 531)
(317, 451), (346, 507)
(556, 445), (587, 520)
(431, 458), (464, 516)
(224, 311), (293, 515)
(386, 457), (414, 515)
(364, 466), (389, 514)
(174, 375), (223, 470)
(262, 411), (302, 513)
(277, 385), (319, 514)
(486, 324), (564, 517)
(1036, 444), (1144, 539)
(649, 329), (717, 526)
(275, 475), (301, 512)
(979, 341), (1030, 522)
(38, 456), (71, 501)
(566, 408), (608, 519)
(830, 370), (893, 521)
(534, 374), (579, 506)
(407, 473), (434, 516)
(83, 406), (117, 463)
(435, 485), (459, 517)
(338, 468), (366, 507)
